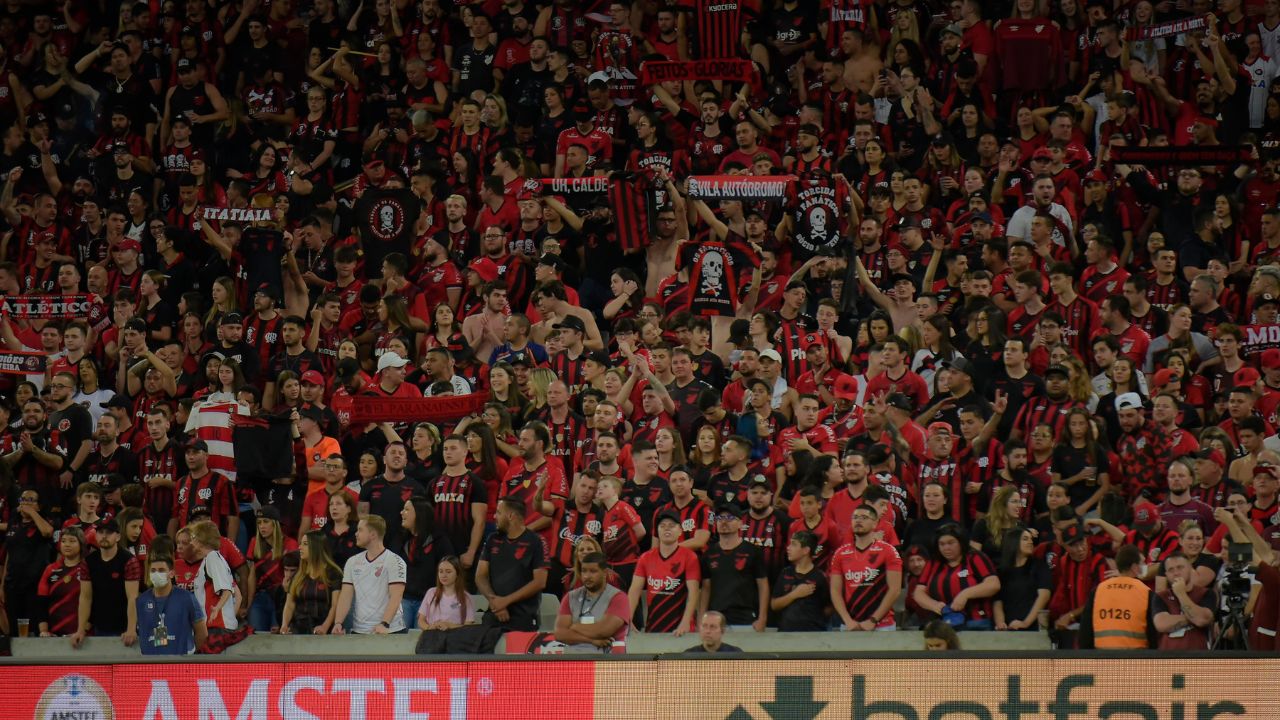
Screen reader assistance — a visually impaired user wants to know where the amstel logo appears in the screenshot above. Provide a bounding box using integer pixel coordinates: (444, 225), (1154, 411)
(34, 674), (113, 720)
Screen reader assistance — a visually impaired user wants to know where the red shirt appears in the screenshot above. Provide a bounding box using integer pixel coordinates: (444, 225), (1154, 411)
(829, 539), (902, 627)
(633, 545), (702, 632)
(788, 515), (837, 570)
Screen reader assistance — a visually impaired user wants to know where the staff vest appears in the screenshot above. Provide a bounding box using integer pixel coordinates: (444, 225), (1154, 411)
(1092, 576), (1150, 649)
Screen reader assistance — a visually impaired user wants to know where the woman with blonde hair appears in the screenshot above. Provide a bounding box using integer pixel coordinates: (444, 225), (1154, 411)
(245, 509), (297, 632)
(1063, 356), (1099, 410)
(522, 367), (556, 423)
(281, 531), (343, 634)
(203, 277), (238, 336)
(562, 536), (624, 591)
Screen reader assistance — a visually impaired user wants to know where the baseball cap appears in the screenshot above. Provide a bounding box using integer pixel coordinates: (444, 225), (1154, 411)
(1258, 293), (1280, 309)
(1133, 501), (1160, 528)
(1044, 364), (1071, 379)
(758, 348), (782, 363)
(184, 439), (209, 453)
(255, 506), (282, 522)
(748, 474), (772, 489)
(970, 211), (993, 225)
(584, 349), (611, 367)
(507, 350), (533, 367)
(715, 502), (747, 518)
(1031, 147), (1054, 161)
(255, 282), (281, 301)
(104, 394), (133, 409)
(942, 357), (975, 377)
(1255, 464), (1279, 481)
(1083, 169), (1109, 185)
(537, 253), (567, 272)
(447, 336), (475, 360)
(116, 238), (142, 253)
(554, 315), (587, 334)
(941, 23), (963, 37)
(888, 272), (915, 287)
(376, 352), (410, 372)
(1061, 523), (1087, 546)
(300, 370), (325, 386)
(655, 510), (682, 527)
(176, 58), (194, 72)
(1151, 368), (1179, 390)
(220, 312), (244, 325)
(1194, 447), (1227, 469)
(834, 375), (859, 401)
(1114, 392), (1143, 411)
(886, 393), (913, 412)
(1263, 348), (1280, 370)
(927, 421), (953, 437)
(467, 257), (500, 283)
(1235, 367), (1262, 387)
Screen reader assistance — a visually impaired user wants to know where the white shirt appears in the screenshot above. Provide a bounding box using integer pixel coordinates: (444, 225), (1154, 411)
(426, 374), (473, 396)
(1005, 203), (1074, 247)
(194, 550), (238, 631)
(342, 548), (407, 633)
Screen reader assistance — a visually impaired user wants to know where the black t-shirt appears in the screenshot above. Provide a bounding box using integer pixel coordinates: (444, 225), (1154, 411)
(701, 539), (767, 625)
(402, 532), (455, 599)
(772, 563), (828, 631)
(50, 403), (93, 465)
(241, 228), (286, 300)
(481, 528), (547, 629)
(1051, 443), (1109, 508)
(3, 522), (52, 586)
(217, 340), (261, 383)
(87, 549), (133, 634)
(997, 557), (1052, 627)
(359, 475), (426, 551)
(452, 41), (497, 98)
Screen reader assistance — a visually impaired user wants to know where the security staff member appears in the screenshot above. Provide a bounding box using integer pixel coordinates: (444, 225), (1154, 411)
(1078, 544), (1159, 649)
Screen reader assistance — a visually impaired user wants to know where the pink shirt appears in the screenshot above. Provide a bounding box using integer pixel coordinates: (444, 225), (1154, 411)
(418, 588), (477, 626)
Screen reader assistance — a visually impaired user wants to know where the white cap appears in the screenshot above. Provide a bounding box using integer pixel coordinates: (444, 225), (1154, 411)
(1115, 392), (1143, 411)
(758, 349), (783, 363)
(376, 352), (410, 372)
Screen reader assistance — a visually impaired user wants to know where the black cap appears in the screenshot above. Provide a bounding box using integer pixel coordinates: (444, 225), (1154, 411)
(554, 315), (587, 334)
(886, 393), (913, 412)
(748, 474), (772, 488)
(655, 509), (682, 526)
(1044, 364), (1071, 379)
(104, 395), (133, 410)
(716, 502), (747, 518)
(1259, 293), (1279, 308)
(297, 405), (323, 423)
(537, 253), (568, 271)
(176, 57), (194, 71)
(507, 350), (533, 367)
(220, 312), (244, 325)
(446, 336), (475, 360)
(888, 272), (915, 287)
(255, 283), (281, 301)
(1061, 523), (1086, 545)
(255, 505), (282, 522)
(184, 439), (209, 453)
(584, 350), (611, 367)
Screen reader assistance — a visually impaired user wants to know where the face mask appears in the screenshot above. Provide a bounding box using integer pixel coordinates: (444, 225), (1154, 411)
(150, 571), (171, 588)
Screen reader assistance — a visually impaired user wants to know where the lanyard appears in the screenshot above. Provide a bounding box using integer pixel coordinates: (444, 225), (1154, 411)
(577, 589), (604, 621)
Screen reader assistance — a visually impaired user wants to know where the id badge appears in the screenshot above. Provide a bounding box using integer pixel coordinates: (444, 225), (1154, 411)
(1169, 627), (1188, 638)
(580, 615), (596, 624)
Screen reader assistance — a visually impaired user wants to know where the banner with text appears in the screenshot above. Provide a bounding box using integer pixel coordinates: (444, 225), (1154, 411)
(1111, 145), (1253, 166)
(1244, 323), (1280, 357)
(0, 349), (46, 376)
(3, 657), (1278, 719)
(686, 175), (793, 201)
(348, 393), (488, 425)
(1126, 15), (1206, 40)
(0, 294), (95, 319)
(639, 59), (756, 85)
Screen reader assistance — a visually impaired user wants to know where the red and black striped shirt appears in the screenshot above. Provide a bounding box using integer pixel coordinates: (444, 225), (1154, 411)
(432, 470), (487, 553)
(652, 498), (714, 544)
(548, 500), (605, 567)
(601, 500), (644, 567)
(172, 471), (237, 532)
(137, 441), (186, 530)
(917, 457), (964, 523)
(548, 350), (587, 391)
(1014, 397), (1084, 441)
(830, 539), (902, 625)
(921, 552), (998, 622)
(742, 509), (787, 579)
(634, 545), (701, 632)
(775, 317), (817, 385)
(684, 0), (748, 58)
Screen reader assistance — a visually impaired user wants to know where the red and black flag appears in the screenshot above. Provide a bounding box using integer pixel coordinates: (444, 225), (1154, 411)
(608, 171), (657, 252)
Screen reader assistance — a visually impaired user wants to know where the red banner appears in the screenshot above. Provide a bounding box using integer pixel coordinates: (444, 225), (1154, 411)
(0, 294), (96, 319)
(639, 59), (755, 85)
(685, 175), (794, 200)
(348, 393), (488, 424)
(3, 662), (596, 720)
(0, 349), (46, 375)
(1244, 323), (1280, 357)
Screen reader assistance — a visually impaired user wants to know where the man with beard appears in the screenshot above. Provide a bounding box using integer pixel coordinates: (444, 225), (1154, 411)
(477, 497), (549, 632)
(741, 476), (786, 580)
(47, 372), (94, 496)
(830, 504), (903, 631)
(359, 442), (426, 551)
(1114, 392), (1174, 502)
(81, 413), (140, 512)
(554, 551), (629, 652)
(5, 399), (68, 516)
(535, 471), (604, 597)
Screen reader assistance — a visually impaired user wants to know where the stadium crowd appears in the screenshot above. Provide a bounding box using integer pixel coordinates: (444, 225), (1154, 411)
(2, 0), (1280, 655)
